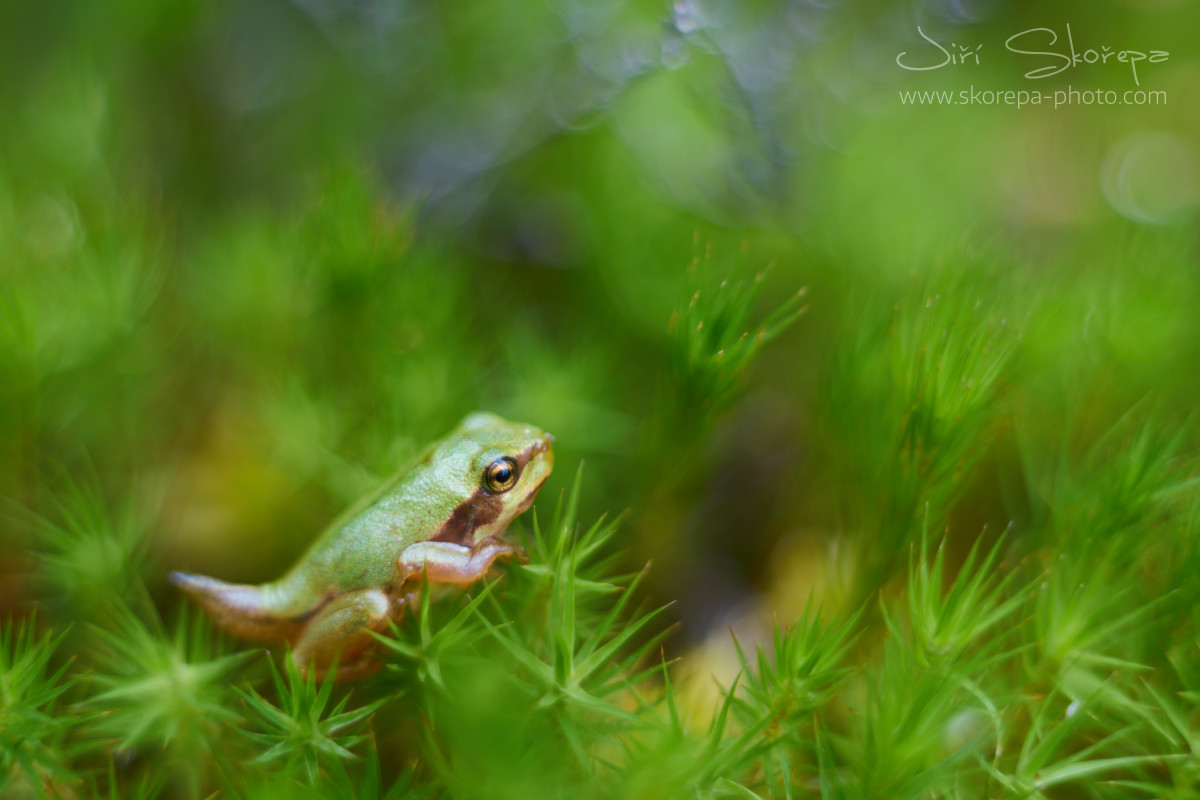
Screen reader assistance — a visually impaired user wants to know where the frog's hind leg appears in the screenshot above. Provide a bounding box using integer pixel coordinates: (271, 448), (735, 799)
(292, 588), (397, 681)
(170, 572), (305, 642)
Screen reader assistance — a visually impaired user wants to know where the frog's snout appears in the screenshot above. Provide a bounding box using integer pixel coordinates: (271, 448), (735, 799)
(543, 432), (555, 445)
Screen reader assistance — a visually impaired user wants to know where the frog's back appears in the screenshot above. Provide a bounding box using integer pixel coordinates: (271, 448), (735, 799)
(280, 460), (457, 597)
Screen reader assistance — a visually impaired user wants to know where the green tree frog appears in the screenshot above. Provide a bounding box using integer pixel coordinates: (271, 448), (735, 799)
(171, 411), (554, 680)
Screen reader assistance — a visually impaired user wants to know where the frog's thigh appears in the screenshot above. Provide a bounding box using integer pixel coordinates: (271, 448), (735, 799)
(292, 589), (392, 680)
(399, 539), (523, 585)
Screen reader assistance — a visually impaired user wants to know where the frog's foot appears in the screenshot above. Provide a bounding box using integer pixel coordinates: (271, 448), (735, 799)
(292, 589), (396, 681)
(398, 538), (527, 586)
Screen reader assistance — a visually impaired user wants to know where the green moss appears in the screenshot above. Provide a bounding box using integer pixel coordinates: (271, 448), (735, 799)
(2, 0), (1200, 796)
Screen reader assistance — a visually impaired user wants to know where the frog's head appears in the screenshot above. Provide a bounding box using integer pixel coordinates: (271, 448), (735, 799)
(430, 411), (555, 545)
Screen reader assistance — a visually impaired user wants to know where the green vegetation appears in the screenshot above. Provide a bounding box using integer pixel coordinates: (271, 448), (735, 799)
(2, 0), (1199, 797)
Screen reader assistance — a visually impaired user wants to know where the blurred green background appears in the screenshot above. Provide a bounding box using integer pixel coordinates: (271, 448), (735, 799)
(2, 0), (1200, 795)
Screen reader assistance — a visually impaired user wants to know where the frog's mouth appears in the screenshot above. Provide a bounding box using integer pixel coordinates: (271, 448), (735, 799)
(515, 473), (549, 514)
(519, 432), (554, 495)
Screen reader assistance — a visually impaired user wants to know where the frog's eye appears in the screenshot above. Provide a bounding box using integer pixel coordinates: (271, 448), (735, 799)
(483, 456), (519, 493)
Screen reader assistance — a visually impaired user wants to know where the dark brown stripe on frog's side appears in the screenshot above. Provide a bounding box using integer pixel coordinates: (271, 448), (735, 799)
(429, 438), (547, 545)
(430, 491), (502, 545)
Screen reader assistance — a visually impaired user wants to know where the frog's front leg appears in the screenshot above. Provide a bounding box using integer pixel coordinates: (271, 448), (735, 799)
(398, 538), (527, 585)
(291, 589), (399, 681)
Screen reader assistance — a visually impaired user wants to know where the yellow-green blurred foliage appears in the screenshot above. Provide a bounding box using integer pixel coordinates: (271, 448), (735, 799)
(3, 0), (1200, 796)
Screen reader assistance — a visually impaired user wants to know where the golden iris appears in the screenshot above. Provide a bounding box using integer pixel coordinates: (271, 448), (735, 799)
(484, 457), (518, 493)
